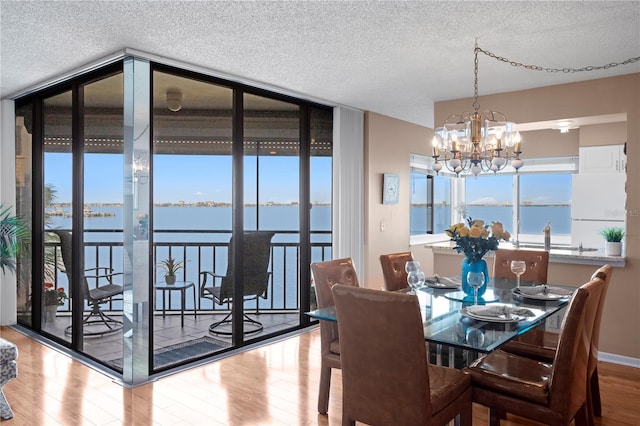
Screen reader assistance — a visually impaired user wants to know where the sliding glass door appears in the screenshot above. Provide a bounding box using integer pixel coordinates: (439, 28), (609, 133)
(16, 57), (332, 377)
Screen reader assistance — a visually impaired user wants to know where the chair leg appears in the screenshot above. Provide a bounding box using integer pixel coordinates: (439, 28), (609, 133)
(318, 364), (332, 414)
(489, 408), (502, 426)
(342, 415), (355, 426)
(65, 302), (123, 337)
(590, 368), (602, 416)
(0, 388), (14, 420)
(0, 361), (16, 421)
(459, 403), (473, 426)
(574, 402), (590, 426)
(209, 312), (264, 335)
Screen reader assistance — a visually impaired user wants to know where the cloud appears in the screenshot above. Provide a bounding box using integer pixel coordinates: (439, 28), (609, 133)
(468, 197), (497, 205)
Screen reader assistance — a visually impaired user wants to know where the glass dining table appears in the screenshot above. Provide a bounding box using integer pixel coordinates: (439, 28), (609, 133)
(306, 277), (573, 368)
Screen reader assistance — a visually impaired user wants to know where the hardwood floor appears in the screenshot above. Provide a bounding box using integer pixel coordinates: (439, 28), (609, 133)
(1, 325), (639, 425)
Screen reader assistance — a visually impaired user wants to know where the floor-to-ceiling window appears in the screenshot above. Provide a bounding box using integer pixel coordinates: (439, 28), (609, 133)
(15, 57), (332, 378)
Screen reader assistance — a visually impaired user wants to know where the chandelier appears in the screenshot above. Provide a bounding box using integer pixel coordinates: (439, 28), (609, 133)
(431, 41), (523, 176)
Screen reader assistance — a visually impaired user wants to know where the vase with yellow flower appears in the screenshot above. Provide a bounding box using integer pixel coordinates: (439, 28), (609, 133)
(445, 217), (510, 296)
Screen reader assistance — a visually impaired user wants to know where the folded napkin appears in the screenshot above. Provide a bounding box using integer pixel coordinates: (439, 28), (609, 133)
(516, 285), (548, 295)
(517, 285), (572, 296)
(468, 305), (535, 318)
(425, 275), (461, 286)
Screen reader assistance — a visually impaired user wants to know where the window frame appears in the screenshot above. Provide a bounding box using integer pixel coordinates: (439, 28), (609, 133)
(409, 154), (577, 247)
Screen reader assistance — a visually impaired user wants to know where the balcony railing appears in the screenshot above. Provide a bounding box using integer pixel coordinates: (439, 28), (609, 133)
(46, 230), (332, 314)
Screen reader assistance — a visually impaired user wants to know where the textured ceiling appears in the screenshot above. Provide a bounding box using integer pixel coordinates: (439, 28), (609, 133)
(1, 1), (639, 128)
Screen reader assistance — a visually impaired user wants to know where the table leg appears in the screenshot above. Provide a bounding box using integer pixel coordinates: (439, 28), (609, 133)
(192, 284), (197, 319)
(180, 288), (185, 327)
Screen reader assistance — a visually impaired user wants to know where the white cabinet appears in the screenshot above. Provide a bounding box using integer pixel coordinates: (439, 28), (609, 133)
(579, 145), (626, 173)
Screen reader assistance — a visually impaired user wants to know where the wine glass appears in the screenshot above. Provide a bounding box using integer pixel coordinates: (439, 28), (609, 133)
(405, 260), (421, 275)
(510, 260), (527, 287)
(407, 271), (425, 294)
(467, 271), (485, 305)
(415, 271), (425, 291)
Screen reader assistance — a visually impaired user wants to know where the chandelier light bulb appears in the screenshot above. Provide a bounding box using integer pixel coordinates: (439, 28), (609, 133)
(432, 136), (440, 156)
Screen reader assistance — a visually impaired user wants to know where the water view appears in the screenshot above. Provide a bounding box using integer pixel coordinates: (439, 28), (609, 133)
(46, 204), (332, 312)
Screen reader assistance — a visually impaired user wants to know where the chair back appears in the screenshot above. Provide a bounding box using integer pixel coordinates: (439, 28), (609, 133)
(310, 258), (359, 355)
(588, 264), (613, 376)
(311, 258), (359, 309)
(493, 249), (549, 283)
(332, 284), (431, 425)
(549, 275), (605, 417)
(49, 230), (90, 298)
(218, 231), (275, 302)
(379, 251), (413, 291)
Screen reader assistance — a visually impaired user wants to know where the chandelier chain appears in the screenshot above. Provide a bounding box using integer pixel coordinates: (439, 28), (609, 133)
(476, 46), (640, 73)
(473, 44), (480, 111)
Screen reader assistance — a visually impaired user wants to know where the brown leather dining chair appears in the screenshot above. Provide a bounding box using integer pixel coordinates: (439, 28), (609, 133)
(501, 264), (614, 422)
(310, 257), (360, 414)
(492, 248), (549, 283)
(379, 251), (413, 291)
(332, 284), (472, 426)
(466, 273), (605, 426)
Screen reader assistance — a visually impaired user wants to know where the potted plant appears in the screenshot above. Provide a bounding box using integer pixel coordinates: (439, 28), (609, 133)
(42, 281), (68, 322)
(599, 227), (624, 256)
(157, 256), (183, 284)
(1, 204), (30, 275)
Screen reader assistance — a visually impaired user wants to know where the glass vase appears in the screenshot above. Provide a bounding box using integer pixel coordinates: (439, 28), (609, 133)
(461, 258), (490, 296)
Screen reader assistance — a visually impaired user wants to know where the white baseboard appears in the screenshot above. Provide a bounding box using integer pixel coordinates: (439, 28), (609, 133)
(599, 351), (640, 368)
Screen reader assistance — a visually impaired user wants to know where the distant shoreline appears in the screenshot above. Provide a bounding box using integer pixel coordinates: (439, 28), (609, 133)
(48, 202), (331, 208)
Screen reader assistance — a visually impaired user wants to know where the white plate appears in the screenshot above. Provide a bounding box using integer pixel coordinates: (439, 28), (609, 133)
(461, 304), (536, 323)
(512, 286), (573, 301)
(424, 276), (460, 289)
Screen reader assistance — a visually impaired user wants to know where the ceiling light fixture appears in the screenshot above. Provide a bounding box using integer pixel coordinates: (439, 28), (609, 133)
(166, 88), (183, 112)
(431, 41), (523, 177)
(552, 120), (579, 133)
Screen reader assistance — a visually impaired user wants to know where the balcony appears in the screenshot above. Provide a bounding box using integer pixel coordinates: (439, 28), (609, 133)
(40, 229), (330, 371)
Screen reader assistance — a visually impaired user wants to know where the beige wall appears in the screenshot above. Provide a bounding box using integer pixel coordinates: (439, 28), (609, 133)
(363, 112), (431, 290)
(580, 121), (627, 147)
(519, 129), (579, 158)
(364, 73), (639, 360)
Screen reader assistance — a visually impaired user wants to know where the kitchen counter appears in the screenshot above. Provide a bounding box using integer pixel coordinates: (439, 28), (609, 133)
(427, 241), (625, 267)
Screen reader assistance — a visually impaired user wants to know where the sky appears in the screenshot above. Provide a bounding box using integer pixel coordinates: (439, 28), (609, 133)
(465, 174), (572, 205)
(45, 153), (332, 205)
(46, 151), (570, 206)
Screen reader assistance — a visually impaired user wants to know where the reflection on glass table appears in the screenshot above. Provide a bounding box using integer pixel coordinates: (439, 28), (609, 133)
(306, 277), (573, 366)
(434, 289), (500, 304)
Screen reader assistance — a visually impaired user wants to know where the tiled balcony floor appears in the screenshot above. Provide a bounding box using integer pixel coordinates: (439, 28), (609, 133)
(40, 311), (303, 370)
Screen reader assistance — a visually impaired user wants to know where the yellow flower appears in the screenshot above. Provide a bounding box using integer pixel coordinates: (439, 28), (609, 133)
(469, 226), (483, 238)
(445, 217), (511, 263)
